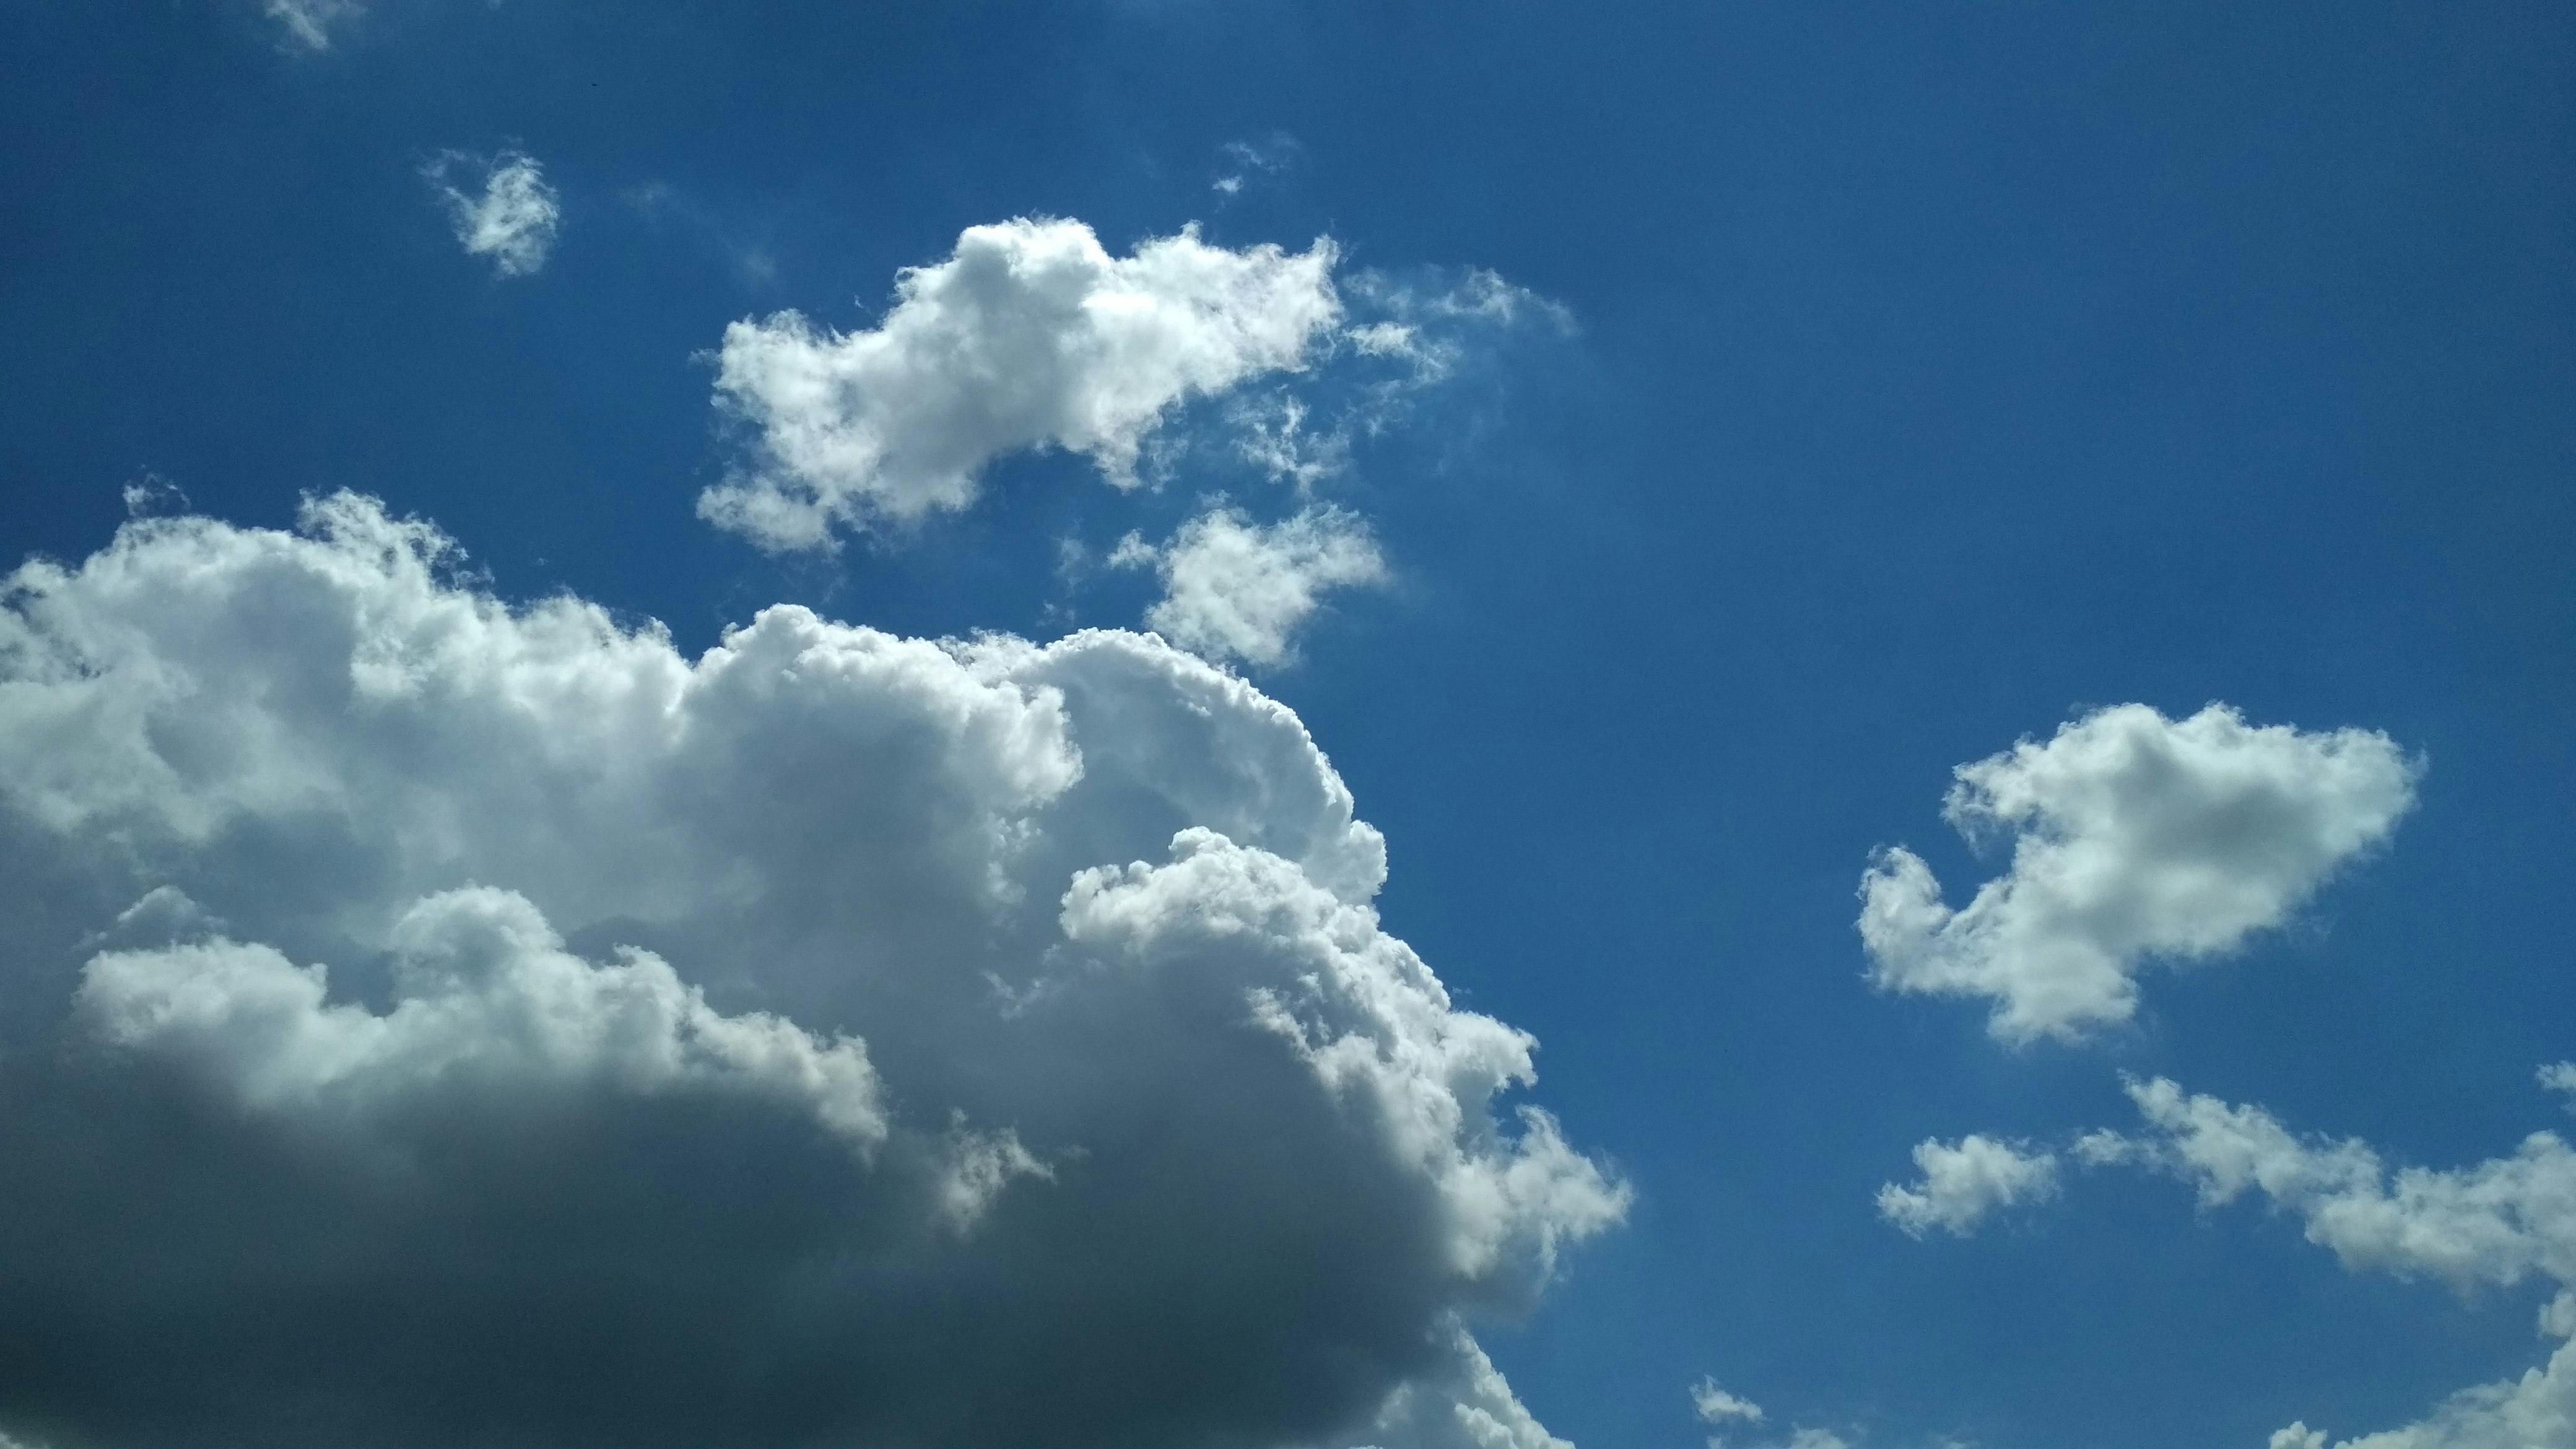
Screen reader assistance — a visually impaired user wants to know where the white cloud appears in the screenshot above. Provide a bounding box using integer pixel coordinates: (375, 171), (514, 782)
(0, 497), (1621, 1449)
(425, 149), (563, 278)
(1858, 704), (2419, 1043)
(262, 0), (362, 50)
(2269, 1331), (2576, 1448)
(1213, 135), (1303, 198)
(2543, 1063), (2576, 1112)
(1692, 1378), (1766, 1426)
(2095, 1077), (2576, 1293)
(1112, 504), (1388, 668)
(1876, 1134), (2061, 1238)
(1682, 1380), (1857, 1449)
(2089, 1079), (2576, 1447)
(1364, 1320), (1576, 1449)
(702, 218), (1341, 550)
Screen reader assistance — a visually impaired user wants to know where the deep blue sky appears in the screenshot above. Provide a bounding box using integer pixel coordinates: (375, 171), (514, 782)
(4, 2), (2572, 1445)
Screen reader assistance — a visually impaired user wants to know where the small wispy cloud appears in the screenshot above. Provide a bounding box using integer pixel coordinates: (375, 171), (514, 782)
(424, 149), (564, 278)
(1212, 133), (1303, 197)
(263, 0), (363, 51)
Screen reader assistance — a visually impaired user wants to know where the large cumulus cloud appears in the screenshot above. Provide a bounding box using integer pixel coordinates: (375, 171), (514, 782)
(0, 496), (1624, 1449)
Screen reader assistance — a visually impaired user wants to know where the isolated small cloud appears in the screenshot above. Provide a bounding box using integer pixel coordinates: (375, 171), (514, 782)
(2543, 1063), (2576, 1112)
(2084, 1078), (2576, 1448)
(1877, 1134), (2061, 1238)
(1112, 505), (1386, 668)
(1858, 703), (2419, 1043)
(425, 149), (563, 278)
(262, 0), (362, 50)
(1692, 1378), (1765, 1427)
(702, 217), (1341, 550)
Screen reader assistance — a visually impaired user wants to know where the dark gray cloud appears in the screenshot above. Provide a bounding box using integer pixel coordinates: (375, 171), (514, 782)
(0, 498), (1622, 1449)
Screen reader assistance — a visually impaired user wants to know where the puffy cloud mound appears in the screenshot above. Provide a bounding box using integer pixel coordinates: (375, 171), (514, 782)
(2089, 1079), (2576, 1448)
(0, 497), (1623, 1449)
(1876, 1134), (2061, 1238)
(1858, 703), (2419, 1043)
(703, 218), (1342, 550)
(425, 150), (564, 278)
(1112, 504), (1388, 668)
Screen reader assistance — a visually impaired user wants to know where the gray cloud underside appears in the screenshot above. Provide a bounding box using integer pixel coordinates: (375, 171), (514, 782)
(0, 497), (1624, 1449)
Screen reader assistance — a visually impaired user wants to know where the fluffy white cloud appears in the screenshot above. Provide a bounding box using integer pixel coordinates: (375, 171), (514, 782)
(425, 150), (563, 278)
(2089, 1079), (2576, 1447)
(2544, 1063), (2576, 1112)
(1876, 1134), (2061, 1238)
(1858, 703), (2419, 1043)
(702, 218), (1341, 550)
(263, 0), (361, 50)
(0, 497), (1622, 1449)
(1112, 504), (1387, 668)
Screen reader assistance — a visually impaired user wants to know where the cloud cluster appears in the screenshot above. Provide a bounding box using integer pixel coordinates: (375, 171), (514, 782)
(1682, 1379), (1853, 1449)
(425, 149), (564, 278)
(1110, 504), (1387, 667)
(1876, 1134), (2061, 1238)
(2087, 1079), (2576, 1447)
(0, 497), (1623, 1449)
(1858, 703), (2419, 1042)
(703, 218), (1341, 550)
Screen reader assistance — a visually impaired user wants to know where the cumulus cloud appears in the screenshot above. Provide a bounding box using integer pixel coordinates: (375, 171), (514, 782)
(1857, 704), (2419, 1043)
(0, 498), (1622, 1449)
(1876, 1134), (2061, 1238)
(263, 0), (361, 50)
(2089, 1078), (2576, 1447)
(702, 218), (1342, 550)
(2544, 1063), (2576, 1112)
(1111, 504), (1387, 668)
(425, 149), (564, 278)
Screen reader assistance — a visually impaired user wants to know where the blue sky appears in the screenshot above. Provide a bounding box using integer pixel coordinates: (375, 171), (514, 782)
(2, 3), (2572, 1448)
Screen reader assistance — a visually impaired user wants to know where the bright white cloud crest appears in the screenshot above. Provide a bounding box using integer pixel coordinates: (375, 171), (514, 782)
(1859, 703), (2419, 1042)
(425, 149), (564, 278)
(0, 497), (1624, 1449)
(703, 218), (1342, 550)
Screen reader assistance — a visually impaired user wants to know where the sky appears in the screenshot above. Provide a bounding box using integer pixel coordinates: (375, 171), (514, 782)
(1, 2), (2572, 1448)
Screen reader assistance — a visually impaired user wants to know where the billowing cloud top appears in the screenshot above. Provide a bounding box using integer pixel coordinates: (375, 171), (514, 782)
(0, 497), (1624, 1449)
(1859, 703), (2419, 1042)
(703, 218), (1342, 550)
